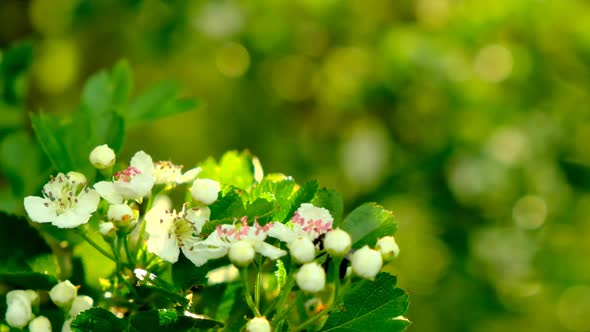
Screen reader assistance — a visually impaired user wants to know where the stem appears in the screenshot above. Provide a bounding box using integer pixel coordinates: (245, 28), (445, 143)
(292, 258), (343, 332)
(123, 235), (135, 266)
(75, 229), (117, 262)
(240, 267), (261, 317)
(135, 193), (155, 263)
(254, 256), (263, 310)
(265, 272), (296, 317)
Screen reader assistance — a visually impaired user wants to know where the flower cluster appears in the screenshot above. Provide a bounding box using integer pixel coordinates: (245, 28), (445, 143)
(19, 146), (404, 331)
(4, 280), (93, 332)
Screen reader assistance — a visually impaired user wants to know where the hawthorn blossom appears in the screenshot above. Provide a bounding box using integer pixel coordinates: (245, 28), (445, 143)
(89, 144), (115, 169)
(145, 204), (211, 264)
(94, 151), (155, 204)
(24, 172), (100, 228)
(192, 217), (286, 267)
(267, 203), (333, 262)
(190, 179), (221, 205)
(153, 161), (201, 185)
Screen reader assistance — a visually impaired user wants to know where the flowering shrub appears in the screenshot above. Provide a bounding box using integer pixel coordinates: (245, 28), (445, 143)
(1, 62), (409, 331)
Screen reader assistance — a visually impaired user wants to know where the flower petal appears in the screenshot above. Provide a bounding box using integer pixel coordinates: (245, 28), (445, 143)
(53, 210), (90, 228)
(130, 151), (154, 175)
(186, 206), (210, 233)
(266, 222), (297, 243)
(179, 167), (201, 183)
(182, 244), (227, 267)
(94, 181), (123, 204)
(147, 234), (180, 263)
(255, 242), (287, 260)
(75, 189), (100, 214)
(24, 196), (56, 223)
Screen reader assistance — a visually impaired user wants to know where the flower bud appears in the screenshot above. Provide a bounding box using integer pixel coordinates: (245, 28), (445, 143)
(376, 236), (400, 261)
(7, 290), (38, 307)
(69, 295), (94, 317)
(62, 318), (73, 332)
(289, 237), (315, 264)
(190, 179), (221, 205)
(89, 144), (116, 169)
(49, 280), (77, 308)
(29, 316), (52, 332)
(246, 316), (271, 332)
(296, 262), (326, 293)
(5, 295), (33, 328)
(107, 204), (137, 232)
(351, 246), (383, 280)
(229, 241), (255, 267)
(99, 221), (116, 242)
(324, 229), (351, 257)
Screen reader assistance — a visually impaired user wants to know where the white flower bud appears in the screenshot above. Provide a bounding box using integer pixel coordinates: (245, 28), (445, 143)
(190, 179), (221, 205)
(99, 221), (115, 235)
(69, 295), (94, 317)
(29, 316), (52, 332)
(49, 280), (77, 308)
(61, 318), (73, 332)
(351, 246), (383, 280)
(296, 262), (326, 293)
(289, 237), (315, 264)
(107, 204), (134, 222)
(324, 229), (351, 257)
(229, 241), (255, 267)
(5, 295), (33, 328)
(376, 236), (400, 261)
(66, 171), (87, 187)
(89, 144), (116, 169)
(7, 290), (38, 307)
(246, 316), (271, 332)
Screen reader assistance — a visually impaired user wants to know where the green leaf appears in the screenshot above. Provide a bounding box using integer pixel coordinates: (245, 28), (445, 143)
(250, 177), (296, 221)
(340, 203), (397, 249)
(274, 259), (287, 290)
(71, 307), (126, 332)
(129, 309), (222, 332)
(136, 284), (190, 309)
(215, 282), (241, 323)
(246, 196), (277, 224)
(30, 111), (73, 172)
(0, 271), (58, 290)
(312, 188), (344, 226)
(126, 81), (198, 123)
(198, 151), (255, 189)
(209, 185), (246, 220)
(319, 273), (410, 332)
(280, 180), (319, 222)
(0, 132), (46, 197)
(0, 40), (33, 104)
(171, 255), (209, 290)
(0, 212), (51, 261)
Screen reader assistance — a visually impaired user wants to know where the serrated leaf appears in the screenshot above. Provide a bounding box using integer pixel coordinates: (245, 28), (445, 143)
(340, 203), (397, 249)
(320, 273), (410, 332)
(279, 180), (319, 222)
(246, 196), (277, 224)
(71, 307), (126, 332)
(274, 259), (287, 290)
(209, 186), (246, 220)
(250, 177), (296, 221)
(312, 188), (344, 225)
(129, 309), (223, 332)
(198, 151), (255, 190)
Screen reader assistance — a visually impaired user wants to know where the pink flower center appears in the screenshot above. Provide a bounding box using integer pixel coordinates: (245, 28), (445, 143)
(292, 211), (332, 238)
(114, 166), (142, 182)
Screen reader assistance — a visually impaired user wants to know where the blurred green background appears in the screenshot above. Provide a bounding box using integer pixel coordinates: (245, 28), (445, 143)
(2, 0), (590, 331)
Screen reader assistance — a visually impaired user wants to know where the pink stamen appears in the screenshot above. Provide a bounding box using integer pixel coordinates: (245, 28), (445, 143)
(114, 166), (142, 182)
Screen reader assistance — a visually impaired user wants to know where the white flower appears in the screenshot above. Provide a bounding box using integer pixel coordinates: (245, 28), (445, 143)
(190, 179), (221, 205)
(192, 218), (286, 267)
(351, 246), (383, 280)
(49, 280), (77, 308)
(289, 237), (316, 264)
(376, 236), (400, 261)
(246, 316), (271, 332)
(29, 316), (52, 332)
(89, 144), (116, 169)
(267, 203), (333, 243)
(228, 241), (255, 267)
(94, 151), (155, 204)
(153, 161), (201, 185)
(296, 262), (326, 293)
(324, 229), (352, 257)
(69, 295), (93, 317)
(24, 172), (100, 228)
(146, 204), (210, 264)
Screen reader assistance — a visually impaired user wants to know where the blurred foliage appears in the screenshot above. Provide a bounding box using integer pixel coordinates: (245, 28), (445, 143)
(1, 0), (590, 331)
